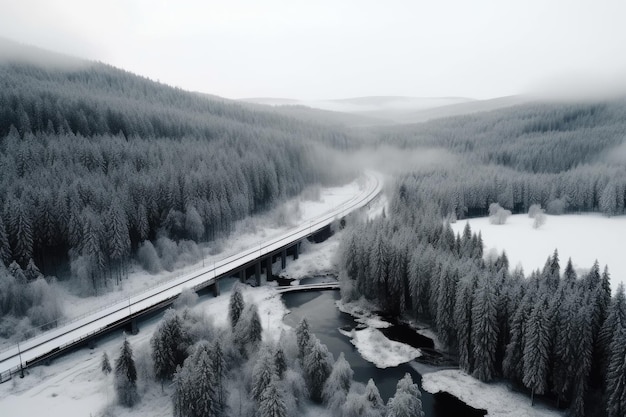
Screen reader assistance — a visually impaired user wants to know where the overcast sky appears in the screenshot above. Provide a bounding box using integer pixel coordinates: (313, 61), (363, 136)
(1, 0), (625, 100)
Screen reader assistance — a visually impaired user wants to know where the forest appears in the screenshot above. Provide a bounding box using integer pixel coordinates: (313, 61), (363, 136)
(338, 97), (626, 417)
(105, 285), (424, 417)
(0, 53), (355, 336)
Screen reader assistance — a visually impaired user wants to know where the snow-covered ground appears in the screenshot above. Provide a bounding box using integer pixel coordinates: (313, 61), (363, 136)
(0, 283), (290, 417)
(422, 370), (563, 417)
(451, 213), (626, 291)
(336, 298), (423, 368)
(339, 327), (421, 368)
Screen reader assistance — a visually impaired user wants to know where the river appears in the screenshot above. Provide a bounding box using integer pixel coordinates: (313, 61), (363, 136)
(282, 289), (486, 417)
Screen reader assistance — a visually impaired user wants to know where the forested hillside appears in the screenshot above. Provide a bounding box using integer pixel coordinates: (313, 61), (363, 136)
(371, 99), (626, 218)
(338, 96), (626, 417)
(0, 45), (356, 333)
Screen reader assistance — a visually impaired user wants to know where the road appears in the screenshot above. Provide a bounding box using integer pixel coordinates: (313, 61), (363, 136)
(0, 171), (382, 380)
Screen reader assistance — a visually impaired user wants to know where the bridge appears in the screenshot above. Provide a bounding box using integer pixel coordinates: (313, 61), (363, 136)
(275, 282), (340, 294)
(0, 171), (381, 382)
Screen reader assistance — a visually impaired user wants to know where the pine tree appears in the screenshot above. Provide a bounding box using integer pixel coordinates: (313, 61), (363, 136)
(274, 346), (287, 379)
(193, 350), (218, 417)
(364, 378), (386, 417)
(114, 339), (138, 407)
(606, 326), (626, 417)
(386, 373), (424, 417)
(522, 295), (551, 404)
(455, 275), (476, 373)
(471, 274), (499, 382)
(211, 340), (226, 410)
(0, 215), (11, 266)
(322, 352), (354, 413)
(259, 376), (287, 417)
(24, 258), (41, 281)
(599, 283), (626, 376)
(296, 317), (312, 361)
(252, 348), (276, 402)
(229, 284), (245, 330)
(151, 309), (191, 383)
(436, 263), (458, 349)
(101, 352), (112, 375)
(106, 199), (130, 283)
(304, 337), (333, 403)
(8, 198), (33, 267)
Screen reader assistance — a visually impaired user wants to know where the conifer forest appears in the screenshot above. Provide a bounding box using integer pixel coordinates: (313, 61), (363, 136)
(2, 37), (626, 417)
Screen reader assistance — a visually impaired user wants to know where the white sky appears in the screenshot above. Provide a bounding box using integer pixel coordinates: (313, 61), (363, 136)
(1, 0), (625, 100)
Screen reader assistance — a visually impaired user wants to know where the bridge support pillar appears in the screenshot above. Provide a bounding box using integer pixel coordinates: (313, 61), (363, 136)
(255, 262), (262, 286)
(266, 257), (273, 281)
(281, 250), (287, 269)
(293, 241), (300, 260)
(239, 269), (245, 283)
(130, 319), (139, 335)
(213, 279), (220, 297)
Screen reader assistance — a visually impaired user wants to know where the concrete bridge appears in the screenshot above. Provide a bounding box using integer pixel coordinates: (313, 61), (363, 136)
(0, 171), (381, 382)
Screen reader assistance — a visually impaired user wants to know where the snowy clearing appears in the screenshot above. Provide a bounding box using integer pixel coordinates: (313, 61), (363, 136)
(341, 327), (421, 368)
(451, 213), (626, 291)
(280, 235), (341, 280)
(422, 369), (563, 417)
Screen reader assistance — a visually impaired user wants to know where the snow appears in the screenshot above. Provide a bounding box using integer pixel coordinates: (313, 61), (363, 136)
(0, 284), (290, 417)
(341, 327), (421, 369)
(336, 298), (392, 329)
(280, 235), (341, 280)
(451, 213), (626, 292)
(422, 369), (563, 417)
(335, 299), (422, 368)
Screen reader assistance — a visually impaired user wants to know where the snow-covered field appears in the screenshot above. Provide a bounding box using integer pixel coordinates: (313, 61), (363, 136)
(451, 213), (626, 291)
(422, 370), (562, 417)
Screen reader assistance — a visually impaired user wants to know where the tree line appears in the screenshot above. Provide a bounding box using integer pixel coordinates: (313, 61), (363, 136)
(0, 56), (356, 296)
(339, 177), (626, 417)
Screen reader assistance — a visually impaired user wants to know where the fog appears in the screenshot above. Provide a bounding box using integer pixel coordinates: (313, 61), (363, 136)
(2, 0), (626, 101)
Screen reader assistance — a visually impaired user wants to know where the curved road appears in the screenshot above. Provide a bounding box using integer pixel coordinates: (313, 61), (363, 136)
(0, 171), (382, 379)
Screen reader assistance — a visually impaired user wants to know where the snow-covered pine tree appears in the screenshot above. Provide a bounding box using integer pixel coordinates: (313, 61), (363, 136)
(386, 373), (424, 417)
(252, 347), (276, 402)
(296, 317), (312, 361)
(606, 326), (626, 417)
(0, 215), (11, 266)
(598, 283), (626, 376)
(192, 350), (219, 417)
(454, 275), (477, 373)
(259, 375), (287, 417)
(364, 378), (386, 417)
(24, 258), (41, 281)
(114, 339), (138, 407)
(151, 309), (191, 383)
(229, 284), (245, 330)
(101, 352), (112, 375)
(106, 199), (130, 284)
(322, 352), (354, 413)
(211, 340), (226, 410)
(274, 346), (286, 379)
(8, 198), (33, 267)
(522, 294), (551, 405)
(304, 337), (333, 403)
(436, 262), (458, 349)
(471, 273), (499, 382)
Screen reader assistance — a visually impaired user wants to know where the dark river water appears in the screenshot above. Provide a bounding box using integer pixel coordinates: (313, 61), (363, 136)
(282, 290), (486, 417)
